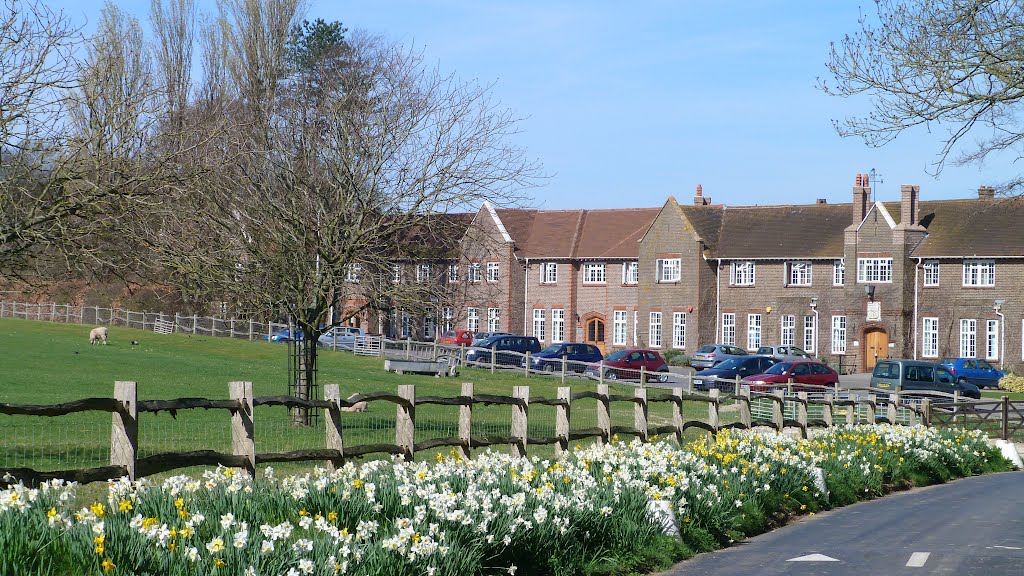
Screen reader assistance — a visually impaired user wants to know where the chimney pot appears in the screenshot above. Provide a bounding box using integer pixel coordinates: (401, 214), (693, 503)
(863, 173), (869, 187)
(696, 184), (703, 196)
(856, 174), (862, 187)
(978, 185), (995, 199)
(816, 198), (827, 204)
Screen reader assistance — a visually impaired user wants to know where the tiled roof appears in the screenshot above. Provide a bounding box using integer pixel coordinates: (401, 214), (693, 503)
(913, 198), (1024, 257)
(493, 207), (659, 259)
(681, 203), (850, 259)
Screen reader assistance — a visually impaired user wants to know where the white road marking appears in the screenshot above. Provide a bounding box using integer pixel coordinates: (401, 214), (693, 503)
(986, 546), (1022, 550)
(787, 554), (840, 562)
(906, 552), (930, 567)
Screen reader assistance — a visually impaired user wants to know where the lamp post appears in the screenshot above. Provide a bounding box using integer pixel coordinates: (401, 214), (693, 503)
(994, 300), (1006, 370)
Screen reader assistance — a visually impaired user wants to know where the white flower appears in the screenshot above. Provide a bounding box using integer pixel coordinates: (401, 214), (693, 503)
(220, 512), (235, 530)
(185, 546), (200, 562)
(508, 565), (518, 575)
(298, 559), (314, 574)
(260, 540), (275, 554)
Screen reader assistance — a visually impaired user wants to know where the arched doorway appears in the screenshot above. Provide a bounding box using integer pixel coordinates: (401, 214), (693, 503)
(864, 328), (889, 372)
(585, 317), (606, 354)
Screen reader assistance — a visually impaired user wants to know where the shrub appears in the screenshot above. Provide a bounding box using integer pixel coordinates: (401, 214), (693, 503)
(999, 373), (1024, 393)
(662, 350), (690, 367)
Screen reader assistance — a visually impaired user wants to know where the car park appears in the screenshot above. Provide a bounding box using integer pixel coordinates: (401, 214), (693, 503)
(317, 326), (367, 350)
(939, 358), (1005, 389)
(755, 345), (813, 360)
(742, 360), (839, 391)
(465, 335), (542, 366)
(691, 356), (779, 391)
(871, 359), (981, 399)
(439, 329), (475, 346)
(470, 331), (512, 346)
(523, 342), (603, 373)
(691, 344), (749, 370)
(584, 349), (670, 383)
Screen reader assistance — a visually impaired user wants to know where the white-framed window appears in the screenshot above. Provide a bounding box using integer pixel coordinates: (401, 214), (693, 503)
(730, 261), (755, 286)
(804, 315), (816, 354)
(447, 264), (459, 283)
(345, 264), (361, 283)
(540, 262), (558, 284)
(786, 261), (812, 286)
(747, 313), (761, 350)
(467, 308), (479, 332)
(487, 308), (500, 332)
(721, 313), (736, 346)
(391, 264), (402, 284)
(622, 261), (639, 285)
(672, 312), (686, 349)
(423, 316), (435, 339)
(656, 258), (681, 283)
(442, 306), (453, 332)
(583, 263), (606, 284)
(987, 319), (999, 360)
(532, 309), (546, 342)
(613, 311), (628, 345)
(417, 263), (431, 283)
(922, 317), (938, 358)
(857, 258), (893, 283)
(963, 260), (995, 287)
(649, 312), (663, 347)
(960, 319), (976, 358)
(923, 260), (939, 287)
(833, 259), (845, 286)
(400, 311), (411, 338)
(486, 262), (500, 282)
(831, 315), (847, 354)
(551, 309), (565, 342)
(468, 263), (481, 283)
(781, 315), (795, 346)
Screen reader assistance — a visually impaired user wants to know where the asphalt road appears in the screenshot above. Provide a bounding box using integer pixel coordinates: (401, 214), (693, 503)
(658, 471), (1024, 576)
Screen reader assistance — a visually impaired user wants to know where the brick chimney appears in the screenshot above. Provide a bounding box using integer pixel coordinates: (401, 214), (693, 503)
(693, 184), (710, 206)
(851, 173), (870, 225)
(978, 185), (995, 200)
(900, 184), (920, 226)
(816, 198), (827, 204)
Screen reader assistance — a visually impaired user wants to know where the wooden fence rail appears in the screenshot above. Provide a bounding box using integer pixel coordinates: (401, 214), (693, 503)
(2, 382), (1017, 487)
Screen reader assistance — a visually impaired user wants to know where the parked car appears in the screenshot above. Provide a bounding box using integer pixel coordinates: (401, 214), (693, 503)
(317, 326), (367, 350)
(523, 342), (603, 373)
(743, 360), (839, 391)
(465, 335), (542, 366)
(264, 328), (303, 342)
(583, 349), (671, 383)
(691, 344), (749, 370)
(756, 345), (813, 360)
(871, 359), (981, 399)
(692, 356), (780, 391)
(939, 358), (1005, 389)
(439, 329), (475, 346)
(470, 332), (513, 346)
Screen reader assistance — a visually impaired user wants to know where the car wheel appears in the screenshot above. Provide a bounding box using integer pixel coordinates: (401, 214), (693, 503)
(543, 364), (555, 373)
(657, 372), (669, 383)
(605, 370), (618, 381)
(957, 378), (968, 385)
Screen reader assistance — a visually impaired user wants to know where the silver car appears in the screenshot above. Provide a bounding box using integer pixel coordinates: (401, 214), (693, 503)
(691, 344), (749, 370)
(317, 326), (366, 350)
(756, 345), (813, 360)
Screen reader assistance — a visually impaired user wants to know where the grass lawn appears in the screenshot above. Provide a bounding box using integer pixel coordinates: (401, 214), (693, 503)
(0, 318), (725, 480)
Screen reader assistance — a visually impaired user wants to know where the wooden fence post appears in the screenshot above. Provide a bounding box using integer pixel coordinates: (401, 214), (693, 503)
(524, 351), (531, 378)
(192, 314), (198, 334)
(599, 360), (605, 386)
(597, 384), (611, 444)
(460, 344), (466, 366)
(561, 355), (567, 384)
(672, 388), (684, 445)
(733, 375), (740, 396)
(491, 345), (497, 374)
(555, 386), (570, 458)
(395, 385), (416, 461)
(111, 381), (138, 480)
(511, 386), (529, 458)
(634, 387), (648, 442)
(797, 392), (808, 439)
(866, 394), (876, 424)
(772, 389), (784, 432)
(640, 365), (646, 388)
(888, 393), (899, 425)
(921, 398), (931, 427)
(406, 338), (412, 360)
(459, 382), (473, 460)
(739, 387), (752, 429)
(1002, 396), (1010, 441)
(323, 384), (345, 471)
(846, 397), (856, 425)
(708, 388), (720, 435)
(823, 393), (834, 428)
(229, 381), (255, 477)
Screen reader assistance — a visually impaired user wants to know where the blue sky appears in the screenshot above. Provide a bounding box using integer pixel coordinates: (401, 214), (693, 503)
(50, 1), (1020, 209)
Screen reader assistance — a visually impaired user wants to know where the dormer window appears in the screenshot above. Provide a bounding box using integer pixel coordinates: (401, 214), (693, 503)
(729, 261), (755, 286)
(785, 261), (812, 286)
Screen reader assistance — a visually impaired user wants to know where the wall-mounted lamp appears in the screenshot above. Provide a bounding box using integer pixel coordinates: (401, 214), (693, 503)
(809, 297), (818, 309)
(994, 299), (1006, 311)
(864, 284), (875, 300)
(765, 305), (773, 314)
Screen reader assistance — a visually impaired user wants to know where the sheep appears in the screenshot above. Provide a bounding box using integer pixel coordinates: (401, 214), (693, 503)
(89, 326), (108, 345)
(340, 393), (368, 413)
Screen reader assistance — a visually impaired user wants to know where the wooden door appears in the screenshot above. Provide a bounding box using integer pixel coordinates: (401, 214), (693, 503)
(865, 329), (888, 371)
(585, 319), (606, 354)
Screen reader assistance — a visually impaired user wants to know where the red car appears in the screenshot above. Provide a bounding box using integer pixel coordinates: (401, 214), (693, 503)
(439, 329), (475, 346)
(584, 349), (671, 383)
(742, 360), (838, 392)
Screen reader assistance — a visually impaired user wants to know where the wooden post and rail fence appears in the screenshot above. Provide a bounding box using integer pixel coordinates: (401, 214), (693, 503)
(1, 382), (1020, 487)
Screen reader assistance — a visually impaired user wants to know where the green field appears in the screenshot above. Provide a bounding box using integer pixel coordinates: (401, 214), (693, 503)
(0, 318), (723, 479)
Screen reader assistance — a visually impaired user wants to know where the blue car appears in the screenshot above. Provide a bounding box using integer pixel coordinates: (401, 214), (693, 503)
(264, 328), (303, 342)
(522, 342), (603, 373)
(691, 355), (779, 391)
(939, 358), (1005, 389)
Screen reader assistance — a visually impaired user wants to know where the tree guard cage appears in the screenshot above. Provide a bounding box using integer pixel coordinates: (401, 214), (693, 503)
(288, 334), (319, 426)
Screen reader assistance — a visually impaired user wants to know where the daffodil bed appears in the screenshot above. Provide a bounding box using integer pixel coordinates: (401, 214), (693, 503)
(0, 425), (1011, 576)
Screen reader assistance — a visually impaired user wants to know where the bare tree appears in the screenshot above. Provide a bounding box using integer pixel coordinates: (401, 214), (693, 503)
(150, 0), (195, 131)
(822, 0), (1024, 194)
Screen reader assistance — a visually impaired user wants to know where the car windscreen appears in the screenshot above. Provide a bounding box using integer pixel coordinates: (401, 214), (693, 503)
(697, 345), (716, 353)
(475, 337), (500, 348)
(764, 363), (792, 375)
(606, 350), (628, 361)
(715, 358), (743, 369)
(977, 359), (994, 370)
(540, 345), (561, 355)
